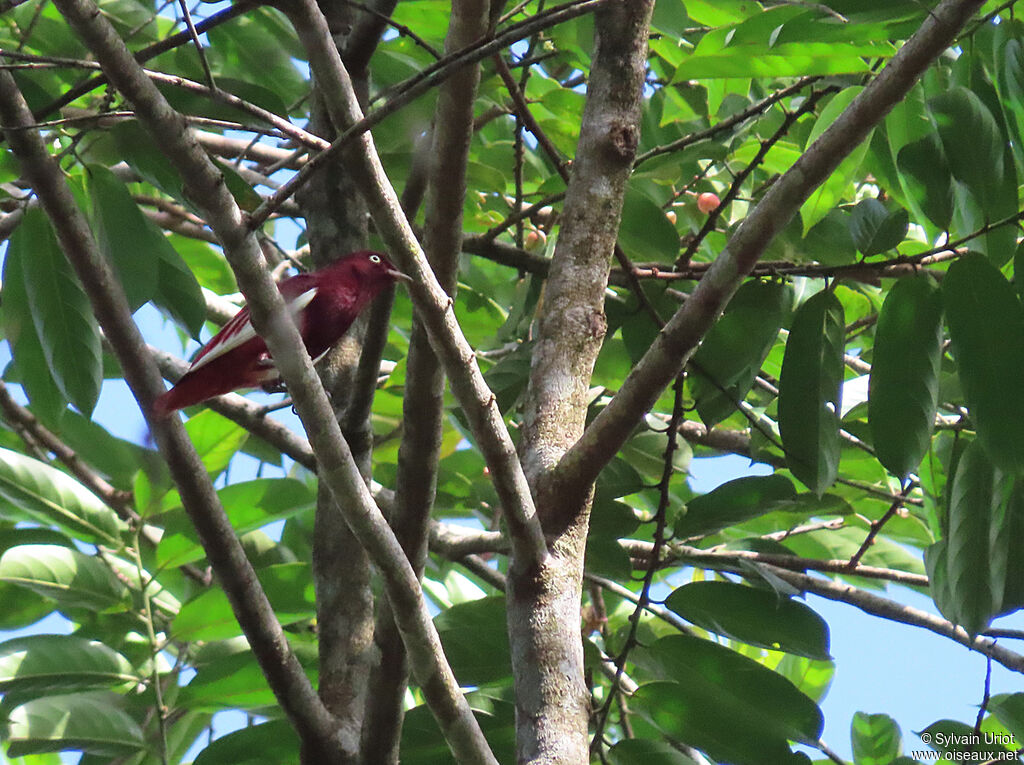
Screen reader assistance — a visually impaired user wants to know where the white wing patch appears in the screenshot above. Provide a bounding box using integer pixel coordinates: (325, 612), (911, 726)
(189, 287), (318, 371)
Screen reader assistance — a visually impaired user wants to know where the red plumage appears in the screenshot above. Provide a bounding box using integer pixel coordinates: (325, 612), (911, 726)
(153, 250), (408, 418)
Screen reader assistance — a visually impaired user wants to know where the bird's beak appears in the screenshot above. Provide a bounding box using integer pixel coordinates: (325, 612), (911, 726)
(388, 268), (414, 283)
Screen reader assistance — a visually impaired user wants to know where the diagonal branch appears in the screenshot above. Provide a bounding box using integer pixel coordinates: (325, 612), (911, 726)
(279, 0), (548, 569)
(0, 68), (348, 761)
(552, 0), (988, 500)
(363, 2), (491, 757)
(50, 0), (497, 759)
(148, 346), (317, 470)
(27, 0), (255, 125)
(247, 0), (609, 228)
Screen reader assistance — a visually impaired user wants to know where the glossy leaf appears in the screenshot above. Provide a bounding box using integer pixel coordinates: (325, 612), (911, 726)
(778, 290), (845, 495)
(0, 447), (125, 545)
(801, 88), (872, 231)
(110, 120), (186, 201)
(7, 691), (145, 758)
(689, 279), (792, 428)
(179, 650), (307, 711)
(848, 198), (909, 257)
(676, 474), (797, 538)
(85, 164), (161, 311)
(434, 596), (511, 685)
(608, 739), (700, 765)
(183, 410), (250, 476)
(926, 441), (1007, 635)
(896, 134), (953, 230)
(157, 478), (315, 568)
(12, 208), (101, 416)
(664, 581), (831, 659)
(0, 635), (136, 694)
(192, 720), (300, 765)
(631, 681), (812, 765)
(869, 275), (943, 480)
(988, 693), (1024, 741)
(632, 634), (822, 763)
(943, 254), (1024, 473)
(929, 87), (1005, 211)
(1, 217), (67, 422)
(174, 562), (315, 641)
(0, 544), (128, 611)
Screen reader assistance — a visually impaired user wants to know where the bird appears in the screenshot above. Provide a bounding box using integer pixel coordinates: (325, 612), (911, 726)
(153, 250), (410, 417)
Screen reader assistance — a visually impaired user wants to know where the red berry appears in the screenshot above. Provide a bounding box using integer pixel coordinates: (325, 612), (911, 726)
(697, 192), (720, 215)
(524, 229), (547, 252)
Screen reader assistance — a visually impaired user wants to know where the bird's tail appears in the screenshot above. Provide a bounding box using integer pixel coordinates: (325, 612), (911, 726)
(152, 372), (226, 418)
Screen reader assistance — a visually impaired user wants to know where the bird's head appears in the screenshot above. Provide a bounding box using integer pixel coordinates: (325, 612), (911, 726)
(343, 250), (412, 286)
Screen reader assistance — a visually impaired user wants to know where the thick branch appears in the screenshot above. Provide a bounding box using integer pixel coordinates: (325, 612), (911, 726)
(553, 0), (987, 498)
(281, 0), (547, 570)
(509, 3), (654, 763)
(774, 567), (1024, 674)
(0, 68), (347, 761)
(363, 0), (489, 759)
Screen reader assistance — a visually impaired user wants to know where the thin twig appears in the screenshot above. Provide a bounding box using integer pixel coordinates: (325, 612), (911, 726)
(175, 0), (216, 91)
(847, 483), (912, 567)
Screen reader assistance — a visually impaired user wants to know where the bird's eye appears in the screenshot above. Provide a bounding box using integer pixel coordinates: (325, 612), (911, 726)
(369, 254), (381, 264)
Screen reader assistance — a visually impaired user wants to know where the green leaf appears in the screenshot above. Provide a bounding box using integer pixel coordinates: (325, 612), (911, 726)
(689, 279), (792, 428)
(896, 134), (953, 230)
(174, 563), (314, 641)
(193, 720), (300, 765)
(619, 187), (681, 261)
(110, 120), (186, 201)
(927, 441), (1006, 635)
(81, 163), (204, 336)
(848, 198), (909, 257)
(13, 208), (102, 416)
(213, 159), (263, 213)
(0, 635), (136, 694)
(179, 650), (310, 711)
(801, 88), (873, 231)
(7, 691), (145, 758)
(399, 692), (516, 765)
(869, 275), (943, 480)
(988, 693), (1024, 741)
(943, 253), (1024, 473)
(632, 635), (822, 761)
(608, 739), (700, 765)
(157, 478), (315, 568)
(206, 12), (306, 106)
(85, 164), (161, 311)
(664, 581), (831, 660)
(676, 474), (797, 538)
(778, 290), (845, 494)
(184, 410), (250, 475)
(929, 87), (1005, 211)
(56, 411), (168, 491)
(168, 235), (237, 295)
(997, 482), (1024, 615)
(595, 456), (645, 500)
(434, 596), (511, 685)
(153, 242), (207, 339)
(0, 544), (128, 611)
(2, 216), (67, 422)
(0, 447), (125, 545)
(851, 712), (902, 765)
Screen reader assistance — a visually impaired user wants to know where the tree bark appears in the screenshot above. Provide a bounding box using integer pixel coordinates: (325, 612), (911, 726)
(508, 3), (654, 762)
